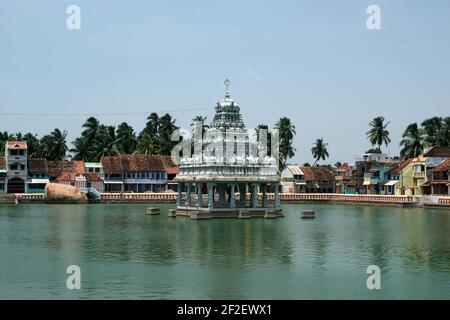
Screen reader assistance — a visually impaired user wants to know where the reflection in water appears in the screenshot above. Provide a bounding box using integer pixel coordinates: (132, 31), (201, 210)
(0, 203), (449, 299)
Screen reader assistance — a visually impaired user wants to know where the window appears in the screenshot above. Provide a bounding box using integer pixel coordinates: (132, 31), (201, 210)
(18, 150), (24, 156)
(10, 164), (17, 170)
(10, 150), (18, 156)
(20, 165), (25, 171)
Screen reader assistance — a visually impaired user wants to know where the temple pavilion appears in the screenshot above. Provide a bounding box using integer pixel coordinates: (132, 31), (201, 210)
(175, 80), (282, 219)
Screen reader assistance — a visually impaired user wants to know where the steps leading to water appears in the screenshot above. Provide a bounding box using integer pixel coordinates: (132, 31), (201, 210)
(0, 193), (16, 204)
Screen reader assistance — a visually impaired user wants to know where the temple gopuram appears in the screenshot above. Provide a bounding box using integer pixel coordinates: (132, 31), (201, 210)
(175, 80), (282, 219)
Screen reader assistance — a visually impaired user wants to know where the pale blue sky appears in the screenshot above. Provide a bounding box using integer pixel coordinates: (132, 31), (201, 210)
(1, 0), (449, 164)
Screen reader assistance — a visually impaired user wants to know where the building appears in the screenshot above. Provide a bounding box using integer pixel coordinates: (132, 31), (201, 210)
(383, 159), (412, 195)
(394, 147), (450, 196)
(5, 141), (28, 193)
(161, 155), (180, 192)
(300, 166), (335, 193)
(422, 158), (450, 195)
(55, 172), (104, 193)
(102, 154), (168, 192)
(0, 157), (6, 193)
(281, 165), (306, 193)
(84, 162), (104, 177)
(335, 163), (357, 194)
(354, 153), (400, 194)
(27, 158), (49, 193)
(175, 81), (281, 218)
(47, 160), (85, 182)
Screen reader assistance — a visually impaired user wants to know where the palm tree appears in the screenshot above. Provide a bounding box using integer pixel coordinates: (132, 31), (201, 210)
(137, 113), (160, 154)
(157, 113), (178, 155)
(311, 138), (329, 166)
(23, 133), (42, 158)
(71, 136), (93, 161)
(421, 116), (450, 147)
(92, 125), (120, 160)
(366, 116), (391, 151)
(274, 117), (296, 170)
(116, 122), (137, 154)
(399, 123), (424, 159)
(0, 131), (10, 156)
(81, 117), (100, 142)
(40, 129), (68, 160)
(334, 161), (342, 168)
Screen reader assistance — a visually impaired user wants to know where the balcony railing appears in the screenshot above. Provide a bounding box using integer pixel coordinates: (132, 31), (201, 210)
(412, 171), (426, 178)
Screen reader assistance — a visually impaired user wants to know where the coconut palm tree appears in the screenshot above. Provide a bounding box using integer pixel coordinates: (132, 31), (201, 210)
(116, 122), (137, 154)
(399, 123), (424, 159)
(157, 113), (178, 155)
(421, 116), (450, 147)
(137, 113), (160, 154)
(366, 116), (391, 151)
(40, 129), (68, 160)
(274, 117), (296, 170)
(311, 138), (329, 166)
(81, 117), (100, 143)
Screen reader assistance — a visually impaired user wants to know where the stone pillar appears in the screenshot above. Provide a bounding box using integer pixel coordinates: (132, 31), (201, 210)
(207, 183), (213, 210)
(197, 183), (203, 208)
(218, 184), (226, 202)
(177, 183), (183, 207)
(230, 184), (236, 209)
(274, 182), (281, 209)
(186, 183), (191, 208)
(252, 183), (258, 208)
(262, 184), (267, 208)
(239, 183), (246, 208)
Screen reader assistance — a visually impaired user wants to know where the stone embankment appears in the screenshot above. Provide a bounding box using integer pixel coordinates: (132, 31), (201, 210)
(10, 191), (450, 208)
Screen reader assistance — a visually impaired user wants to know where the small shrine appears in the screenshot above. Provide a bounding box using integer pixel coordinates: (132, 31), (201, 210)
(175, 80), (282, 219)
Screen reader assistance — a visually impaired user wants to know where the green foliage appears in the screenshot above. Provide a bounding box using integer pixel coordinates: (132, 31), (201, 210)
(366, 116), (391, 151)
(274, 117), (296, 171)
(311, 138), (329, 166)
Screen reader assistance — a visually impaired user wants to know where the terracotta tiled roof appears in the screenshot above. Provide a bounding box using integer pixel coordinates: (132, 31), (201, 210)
(423, 146), (450, 157)
(432, 158), (450, 172)
(101, 155), (166, 174)
(56, 172), (103, 182)
(161, 155), (180, 174)
(300, 166), (335, 181)
(338, 163), (349, 171)
(430, 179), (449, 185)
(390, 158), (413, 174)
(28, 158), (48, 175)
(7, 141), (27, 150)
(0, 157), (5, 169)
(412, 156), (427, 163)
(47, 160), (85, 179)
(166, 166), (180, 174)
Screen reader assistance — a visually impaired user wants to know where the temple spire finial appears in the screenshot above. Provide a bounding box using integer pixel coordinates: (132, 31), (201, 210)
(224, 79), (231, 98)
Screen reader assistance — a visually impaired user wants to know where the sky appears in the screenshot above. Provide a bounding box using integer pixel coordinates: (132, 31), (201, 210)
(1, 0), (449, 165)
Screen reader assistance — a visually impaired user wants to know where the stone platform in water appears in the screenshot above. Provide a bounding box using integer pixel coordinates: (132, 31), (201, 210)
(146, 207), (161, 215)
(176, 209), (283, 219)
(301, 210), (316, 219)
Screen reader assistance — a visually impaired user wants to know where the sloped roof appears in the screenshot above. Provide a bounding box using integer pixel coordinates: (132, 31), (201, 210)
(47, 160), (85, 179)
(288, 165), (304, 176)
(300, 166), (335, 181)
(338, 163), (350, 171)
(101, 155), (166, 173)
(389, 158), (413, 174)
(28, 158), (48, 175)
(423, 146), (450, 157)
(7, 141), (27, 150)
(432, 158), (450, 172)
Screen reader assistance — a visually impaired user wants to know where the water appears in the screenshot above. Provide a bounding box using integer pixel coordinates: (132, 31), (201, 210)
(0, 203), (449, 299)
